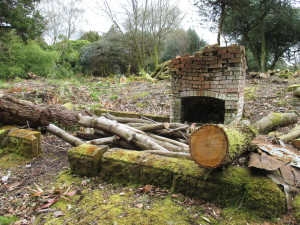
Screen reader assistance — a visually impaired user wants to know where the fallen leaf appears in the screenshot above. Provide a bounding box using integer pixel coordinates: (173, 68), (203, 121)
(201, 216), (211, 223)
(39, 198), (59, 210)
(63, 190), (77, 197)
(135, 203), (144, 209)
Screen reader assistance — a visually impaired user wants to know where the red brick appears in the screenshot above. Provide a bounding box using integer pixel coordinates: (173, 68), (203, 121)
(218, 50), (228, 55)
(228, 58), (242, 63)
(221, 54), (234, 59)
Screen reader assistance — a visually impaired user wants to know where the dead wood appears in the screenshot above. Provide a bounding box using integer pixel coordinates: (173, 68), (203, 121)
(143, 150), (192, 160)
(254, 112), (298, 134)
(47, 124), (84, 146)
(77, 114), (168, 151)
(102, 113), (152, 124)
(75, 132), (102, 140)
(147, 133), (189, 152)
(294, 87), (300, 97)
(0, 94), (83, 128)
(137, 123), (170, 132)
(278, 126), (300, 143)
(88, 136), (118, 145)
(189, 123), (256, 168)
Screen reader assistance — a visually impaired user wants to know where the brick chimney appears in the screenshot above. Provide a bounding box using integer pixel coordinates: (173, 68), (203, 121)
(169, 45), (247, 124)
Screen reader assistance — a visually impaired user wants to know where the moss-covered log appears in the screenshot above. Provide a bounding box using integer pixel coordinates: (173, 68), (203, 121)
(189, 124), (256, 168)
(278, 126), (300, 143)
(254, 112), (298, 134)
(294, 87), (300, 97)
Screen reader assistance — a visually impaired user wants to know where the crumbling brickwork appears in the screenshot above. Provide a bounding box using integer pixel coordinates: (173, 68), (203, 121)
(169, 45), (247, 124)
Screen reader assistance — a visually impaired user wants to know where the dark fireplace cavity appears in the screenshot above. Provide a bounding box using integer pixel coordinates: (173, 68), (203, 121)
(181, 97), (225, 124)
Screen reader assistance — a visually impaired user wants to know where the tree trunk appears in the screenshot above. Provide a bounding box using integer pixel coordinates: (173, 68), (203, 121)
(0, 94), (82, 128)
(260, 19), (267, 72)
(254, 112), (298, 134)
(278, 126), (300, 143)
(189, 124), (256, 168)
(217, 3), (226, 46)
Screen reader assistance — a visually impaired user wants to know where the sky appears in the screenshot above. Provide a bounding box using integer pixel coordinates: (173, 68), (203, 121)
(79, 0), (217, 44)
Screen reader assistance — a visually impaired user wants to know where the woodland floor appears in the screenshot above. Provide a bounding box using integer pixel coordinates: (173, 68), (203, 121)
(0, 75), (299, 224)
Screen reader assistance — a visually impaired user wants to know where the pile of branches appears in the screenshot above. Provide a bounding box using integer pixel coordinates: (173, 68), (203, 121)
(47, 113), (195, 160)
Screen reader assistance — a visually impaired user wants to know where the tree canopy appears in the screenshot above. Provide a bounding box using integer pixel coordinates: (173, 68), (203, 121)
(195, 0), (300, 72)
(0, 0), (44, 40)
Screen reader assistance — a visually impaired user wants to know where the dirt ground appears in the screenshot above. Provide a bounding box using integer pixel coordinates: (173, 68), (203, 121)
(0, 75), (299, 224)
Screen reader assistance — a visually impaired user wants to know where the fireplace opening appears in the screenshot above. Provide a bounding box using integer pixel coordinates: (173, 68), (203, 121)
(181, 97), (225, 124)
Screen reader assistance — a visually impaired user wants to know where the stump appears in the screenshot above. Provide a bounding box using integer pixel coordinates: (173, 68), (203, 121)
(189, 124), (256, 168)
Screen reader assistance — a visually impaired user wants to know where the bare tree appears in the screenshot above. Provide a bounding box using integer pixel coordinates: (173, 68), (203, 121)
(96, 0), (183, 71)
(39, 0), (84, 44)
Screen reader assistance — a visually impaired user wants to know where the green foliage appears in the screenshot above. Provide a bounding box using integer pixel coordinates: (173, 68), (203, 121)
(221, 0), (300, 72)
(0, 31), (58, 79)
(0, 0), (45, 41)
(49, 39), (90, 78)
(161, 29), (207, 61)
(79, 31), (101, 42)
(80, 27), (134, 76)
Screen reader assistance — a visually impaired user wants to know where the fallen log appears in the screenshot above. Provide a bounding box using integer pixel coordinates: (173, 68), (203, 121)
(294, 87), (300, 97)
(0, 94), (83, 128)
(88, 136), (118, 145)
(137, 123), (170, 132)
(102, 113), (152, 124)
(47, 124), (84, 146)
(189, 123), (256, 168)
(278, 126), (300, 143)
(254, 112), (298, 134)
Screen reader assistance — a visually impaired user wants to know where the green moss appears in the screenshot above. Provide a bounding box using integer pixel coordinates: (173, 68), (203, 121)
(0, 153), (30, 169)
(101, 150), (285, 219)
(68, 144), (108, 177)
(0, 216), (18, 225)
(287, 84), (300, 92)
(293, 193), (300, 223)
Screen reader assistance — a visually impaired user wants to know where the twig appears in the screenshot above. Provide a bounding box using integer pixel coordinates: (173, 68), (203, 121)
(63, 209), (85, 225)
(140, 116), (158, 124)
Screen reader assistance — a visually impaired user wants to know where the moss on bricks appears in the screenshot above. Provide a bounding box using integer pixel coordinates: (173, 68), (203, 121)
(101, 149), (144, 184)
(2, 129), (41, 158)
(0, 125), (17, 148)
(100, 149), (286, 219)
(68, 144), (108, 177)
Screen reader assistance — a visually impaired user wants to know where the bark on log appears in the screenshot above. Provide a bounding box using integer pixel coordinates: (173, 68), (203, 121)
(137, 123), (170, 132)
(189, 124), (256, 168)
(0, 94), (82, 128)
(278, 126), (300, 143)
(102, 113), (152, 124)
(88, 136), (118, 145)
(77, 114), (168, 151)
(47, 124), (84, 146)
(254, 112), (298, 134)
(143, 150), (192, 160)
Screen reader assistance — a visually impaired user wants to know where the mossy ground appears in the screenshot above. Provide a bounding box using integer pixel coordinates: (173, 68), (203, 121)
(0, 153), (30, 169)
(0, 215), (18, 225)
(34, 170), (287, 225)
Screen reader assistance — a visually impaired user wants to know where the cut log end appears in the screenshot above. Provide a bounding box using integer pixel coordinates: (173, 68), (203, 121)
(189, 124), (228, 168)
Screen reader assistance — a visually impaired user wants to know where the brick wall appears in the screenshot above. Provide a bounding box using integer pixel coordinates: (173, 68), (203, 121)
(169, 45), (247, 124)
